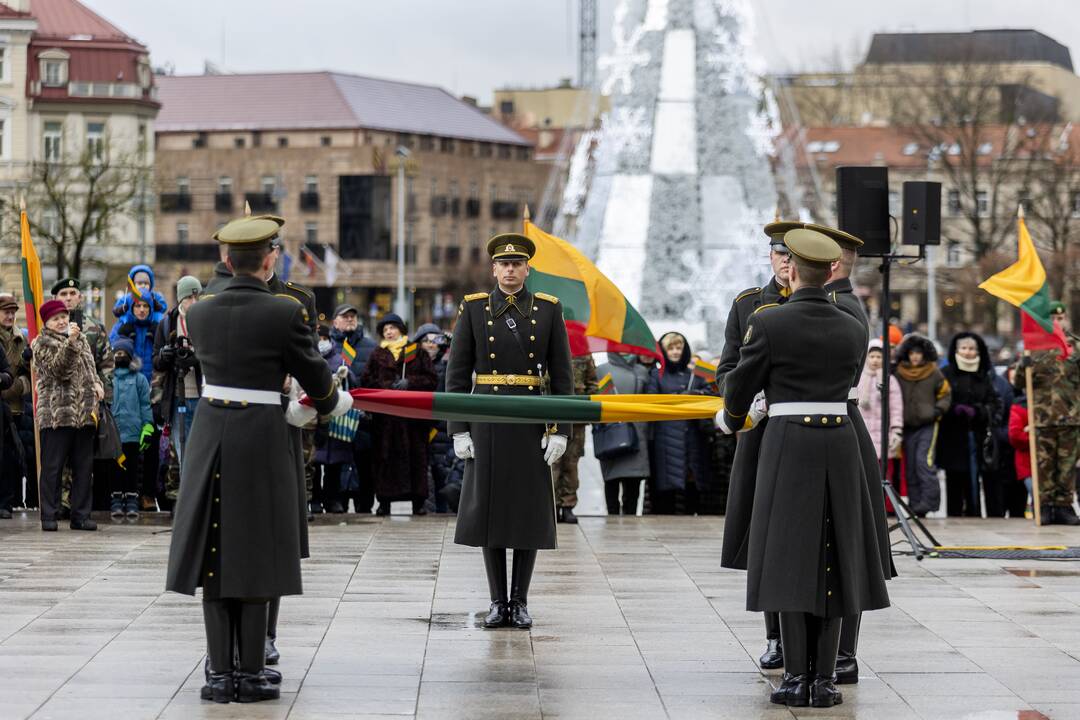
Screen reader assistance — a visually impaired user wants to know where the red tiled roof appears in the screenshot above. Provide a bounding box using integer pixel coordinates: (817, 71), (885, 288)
(30, 0), (134, 42)
(0, 2), (31, 17)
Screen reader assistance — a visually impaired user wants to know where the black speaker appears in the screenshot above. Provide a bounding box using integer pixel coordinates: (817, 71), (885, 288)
(836, 166), (891, 256)
(901, 181), (941, 246)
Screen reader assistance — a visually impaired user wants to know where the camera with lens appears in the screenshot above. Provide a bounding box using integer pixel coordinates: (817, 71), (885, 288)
(174, 335), (196, 370)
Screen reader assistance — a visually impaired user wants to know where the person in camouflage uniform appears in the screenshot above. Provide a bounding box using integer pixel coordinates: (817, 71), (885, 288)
(552, 354), (599, 524)
(1014, 336), (1080, 525)
(52, 279), (113, 516)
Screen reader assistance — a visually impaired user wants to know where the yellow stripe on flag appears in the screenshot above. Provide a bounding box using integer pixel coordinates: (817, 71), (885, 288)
(977, 216), (1047, 307)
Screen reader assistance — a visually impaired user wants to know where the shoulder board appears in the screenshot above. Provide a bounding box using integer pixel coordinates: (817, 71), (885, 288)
(752, 302), (780, 315)
(830, 291), (838, 303)
(200, 294), (215, 301)
(735, 287), (762, 303)
(274, 293), (303, 306)
(284, 281), (314, 298)
(535, 292), (559, 304)
(464, 292), (489, 302)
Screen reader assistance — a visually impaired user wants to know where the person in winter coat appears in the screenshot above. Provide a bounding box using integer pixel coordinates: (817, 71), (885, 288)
(645, 332), (711, 514)
(985, 368), (1021, 517)
(109, 337), (153, 519)
(595, 352), (652, 515)
(938, 332), (1001, 517)
(1008, 388), (1033, 519)
(312, 324), (359, 514)
(330, 304), (378, 512)
(112, 264), (168, 318)
(894, 334), (951, 516)
(415, 322), (453, 513)
(857, 338), (904, 461)
(32, 300), (103, 531)
(360, 314), (438, 515)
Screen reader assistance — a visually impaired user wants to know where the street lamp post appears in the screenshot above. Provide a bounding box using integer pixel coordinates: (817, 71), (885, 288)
(394, 146), (410, 324)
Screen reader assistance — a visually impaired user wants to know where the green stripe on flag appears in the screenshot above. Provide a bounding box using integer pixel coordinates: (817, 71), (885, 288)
(527, 269), (591, 324)
(433, 392), (603, 424)
(1020, 283), (1055, 333)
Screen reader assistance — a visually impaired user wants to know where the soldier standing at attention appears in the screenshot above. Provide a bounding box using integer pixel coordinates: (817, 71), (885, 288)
(166, 214), (352, 703)
(553, 354), (599, 524)
(716, 229), (890, 709)
(446, 234), (574, 629)
(815, 223), (896, 684)
(716, 219), (797, 670)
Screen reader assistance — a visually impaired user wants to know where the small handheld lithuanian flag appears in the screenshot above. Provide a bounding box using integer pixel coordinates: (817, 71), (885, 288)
(691, 358), (717, 382)
(596, 373), (615, 395)
(342, 339), (357, 365)
(403, 342), (419, 364)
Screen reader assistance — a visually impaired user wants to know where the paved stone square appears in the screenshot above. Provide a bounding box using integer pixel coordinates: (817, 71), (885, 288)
(0, 514), (1079, 719)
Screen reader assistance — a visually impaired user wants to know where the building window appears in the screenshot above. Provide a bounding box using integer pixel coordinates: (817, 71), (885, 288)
(234, 137), (245, 149)
(888, 191), (900, 217)
(42, 207), (59, 236)
(497, 145), (512, 159)
(1071, 191), (1080, 218)
(946, 241), (962, 267)
(499, 100), (514, 116)
(277, 136), (288, 148)
(305, 222), (318, 245)
(0, 45), (7, 83)
(43, 121), (62, 163)
(86, 121), (105, 162)
(976, 190), (989, 217)
(216, 176), (232, 212)
(177, 222), (189, 244)
(138, 122), (147, 158)
(261, 175), (276, 196)
(321, 135), (331, 147)
(304, 175), (318, 194)
(419, 136), (434, 152)
(177, 176), (190, 195)
(440, 137), (455, 154)
(43, 60), (65, 87)
(0, 119), (6, 160)
(218, 176), (232, 194)
(947, 190), (961, 216)
(1018, 191), (1031, 212)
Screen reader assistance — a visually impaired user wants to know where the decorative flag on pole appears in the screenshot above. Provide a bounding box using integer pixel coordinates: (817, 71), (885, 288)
(691, 358), (717, 382)
(596, 373), (615, 395)
(523, 218), (662, 363)
(402, 342), (418, 364)
(301, 247), (317, 277)
(280, 250), (293, 282)
(342, 339), (357, 366)
(19, 202), (44, 341)
(978, 208), (1071, 357)
(324, 245), (340, 286)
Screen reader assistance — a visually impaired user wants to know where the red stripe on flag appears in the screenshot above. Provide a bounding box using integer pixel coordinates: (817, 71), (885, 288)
(1022, 311), (1072, 358)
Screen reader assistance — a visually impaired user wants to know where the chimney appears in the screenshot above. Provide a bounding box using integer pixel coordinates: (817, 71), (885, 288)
(461, 95), (478, 107)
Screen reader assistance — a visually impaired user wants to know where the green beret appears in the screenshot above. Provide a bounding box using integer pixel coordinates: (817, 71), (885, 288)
(764, 220), (804, 244)
(487, 233), (535, 260)
(50, 277), (80, 295)
(783, 228), (842, 263)
(804, 223), (864, 250)
(213, 214), (284, 245)
(1049, 301), (1067, 315)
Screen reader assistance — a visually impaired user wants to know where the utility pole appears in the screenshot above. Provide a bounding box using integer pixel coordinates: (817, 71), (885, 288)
(394, 146), (410, 323)
(578, 0), (597, 90)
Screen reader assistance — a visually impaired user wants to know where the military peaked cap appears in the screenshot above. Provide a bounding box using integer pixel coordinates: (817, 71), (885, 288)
(763, 220), (804, 246)
(804, 223), (864, 250)
(783, 228), (842, 264)
(50, 277), (80, 295)
(213, 214), (285, 246)
(487, 233), (535, 260)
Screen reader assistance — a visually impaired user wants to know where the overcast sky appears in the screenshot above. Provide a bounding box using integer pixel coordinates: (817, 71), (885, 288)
(88, 0), (1080, 104)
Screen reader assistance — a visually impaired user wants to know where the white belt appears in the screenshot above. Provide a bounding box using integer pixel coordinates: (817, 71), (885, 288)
(848, 387), (859, 401)
(202, 384), (282, 406)
(768, 402), (849, 417)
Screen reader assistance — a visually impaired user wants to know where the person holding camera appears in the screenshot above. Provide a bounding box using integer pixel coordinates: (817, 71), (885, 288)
(153, 276), (203, 507)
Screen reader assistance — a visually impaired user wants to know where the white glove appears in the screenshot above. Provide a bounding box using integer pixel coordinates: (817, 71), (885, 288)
(541, 433), (567, 466)
(747, 391), (768, 429)
(453, 432), (474, 460)
(715, 410), (735, 435)
(329, 388), (353, 417)
(285, 401), (317, 428)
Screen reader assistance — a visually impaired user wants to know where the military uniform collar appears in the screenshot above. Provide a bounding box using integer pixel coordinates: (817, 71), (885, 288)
(224, 275), (271, 293)
(788, 287), (831, 303)
(212, 261), (232, 279)
(764, 276), (791, 303)
(490, 286), (533, 318)
(824, 277), (853, 295)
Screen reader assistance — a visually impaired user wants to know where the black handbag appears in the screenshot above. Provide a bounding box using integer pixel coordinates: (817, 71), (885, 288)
(592, 421), (638, 460)
(93, 402), (122, 460)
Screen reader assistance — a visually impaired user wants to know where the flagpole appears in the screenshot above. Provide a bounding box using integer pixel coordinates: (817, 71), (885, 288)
(20, 198), (43, 497)
(1022, 349), (1043, 526)
(523, 204), (530, 234)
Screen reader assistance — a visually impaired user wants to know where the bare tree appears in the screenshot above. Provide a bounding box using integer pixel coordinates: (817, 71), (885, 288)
(1024, 124), (1080, 307)
(7, 140), (151, 279)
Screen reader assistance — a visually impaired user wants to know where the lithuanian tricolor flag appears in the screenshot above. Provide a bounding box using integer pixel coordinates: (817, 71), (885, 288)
(692, 358), (717, 382)
(332, 388), (724, 424)
(19, 206), (43, 341)
(402, 342), (418, 364)
(978, 211), (1071, 357)
(523, 220), (662, 363)
(596, 373), (615, 395)
(342, 339), (357, 365)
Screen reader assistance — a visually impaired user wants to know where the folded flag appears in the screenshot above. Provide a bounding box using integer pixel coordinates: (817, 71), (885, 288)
(978, 212), (1071, 357)
(523, 220), (662, 363)
(596, 373), (615, 395)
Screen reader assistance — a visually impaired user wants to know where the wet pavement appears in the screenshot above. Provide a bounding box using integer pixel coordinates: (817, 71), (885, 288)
(0, 513), (1078, 719)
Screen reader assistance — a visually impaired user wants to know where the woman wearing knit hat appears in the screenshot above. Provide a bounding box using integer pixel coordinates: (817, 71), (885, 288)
(32, 299), (104, 531)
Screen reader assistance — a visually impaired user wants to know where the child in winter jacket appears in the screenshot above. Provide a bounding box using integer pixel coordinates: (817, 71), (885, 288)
(112, 264), (167, 318)
(893, 334), (951, 516)
(109, 337), (153, 519)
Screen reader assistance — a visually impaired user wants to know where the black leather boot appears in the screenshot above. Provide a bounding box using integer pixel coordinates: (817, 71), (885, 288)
(835, 613), (860, 684)
(482, 548), (509, 628)
(760, 611), (784, 669)
(509, 549), (537, 629)
(558, 506), (579, 524)
(771, 612), (809, 706)
(201, 599), (235, 702)
(235, 600), (278, 702)
(810, 615), (844, 708)
(265, 598), (281, 665)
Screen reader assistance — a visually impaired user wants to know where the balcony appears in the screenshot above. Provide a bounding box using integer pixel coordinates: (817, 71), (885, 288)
(465, 198), (481, 218)
(300, 191), (320, 212)
(214, 192), (233, 213)
(245, 192), (277, 213)
(160, 193), (192, 213)
(155, 243), (220, 262)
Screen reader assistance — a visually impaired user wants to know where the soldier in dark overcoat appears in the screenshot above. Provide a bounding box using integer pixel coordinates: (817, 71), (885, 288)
(166, 215), (352, 703)
(446, 233), (574, 629)
(717, 229), (890, 709)
(716, 219), (798, 670)
(815, 223), (896, 685)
